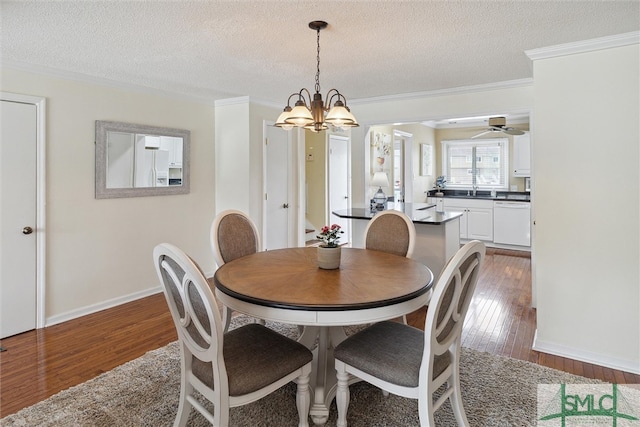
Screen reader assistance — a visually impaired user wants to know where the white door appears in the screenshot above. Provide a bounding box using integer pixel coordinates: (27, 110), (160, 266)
(1, 99), (38, 338)
(264, 123), (291, 250)
(328, 135), (350, 243)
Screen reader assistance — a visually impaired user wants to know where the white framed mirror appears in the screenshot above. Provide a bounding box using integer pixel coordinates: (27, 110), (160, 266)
(95, 120), (190, 199)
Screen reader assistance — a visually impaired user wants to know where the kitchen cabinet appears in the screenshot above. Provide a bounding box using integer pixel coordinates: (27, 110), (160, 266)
(443, 198), (493, 241)
(160, 136), (183, 167)
(513, 133), (530, 177)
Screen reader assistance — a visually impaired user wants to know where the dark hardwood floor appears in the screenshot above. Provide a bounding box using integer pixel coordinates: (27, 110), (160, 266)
(1, 248), (638, 417)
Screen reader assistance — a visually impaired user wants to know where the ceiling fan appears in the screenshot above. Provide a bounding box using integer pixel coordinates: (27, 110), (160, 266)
(471, 117), (525, 139)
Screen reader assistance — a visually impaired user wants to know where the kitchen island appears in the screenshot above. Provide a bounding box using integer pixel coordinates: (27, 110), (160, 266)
(333, 203), (462, 279)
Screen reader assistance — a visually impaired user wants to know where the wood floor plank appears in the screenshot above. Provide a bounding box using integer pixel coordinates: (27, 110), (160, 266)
(1, 248), (637, 418)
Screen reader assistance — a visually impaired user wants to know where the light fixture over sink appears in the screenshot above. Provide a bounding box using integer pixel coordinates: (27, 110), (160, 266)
(275, 21), (359, 133)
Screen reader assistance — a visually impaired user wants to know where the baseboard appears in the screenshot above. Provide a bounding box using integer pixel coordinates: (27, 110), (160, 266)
(533, 329), (640, 375)
(45, 286), (163, 327)
(461, 239), (531, 253)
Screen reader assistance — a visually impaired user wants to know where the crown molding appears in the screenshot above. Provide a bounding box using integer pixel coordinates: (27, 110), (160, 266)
(525, 31), (640, 61)
(349, 78), (533, 105)
(1, 60), (218, 106)
(214, 96), (251, 107)
(214, 96), (281, 110)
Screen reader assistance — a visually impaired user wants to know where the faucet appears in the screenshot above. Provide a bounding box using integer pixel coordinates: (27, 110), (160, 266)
(472, 185), (477, 196)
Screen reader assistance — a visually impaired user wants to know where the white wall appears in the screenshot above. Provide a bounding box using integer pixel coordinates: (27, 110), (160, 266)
(1, 68), (216, 324)
(532, 43), (639, 373)
(214, 98), (251, 214)
(213, 97), (288, 235)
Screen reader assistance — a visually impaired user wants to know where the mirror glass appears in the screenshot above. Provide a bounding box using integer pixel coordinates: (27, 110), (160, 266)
(95, 121), (190, 199)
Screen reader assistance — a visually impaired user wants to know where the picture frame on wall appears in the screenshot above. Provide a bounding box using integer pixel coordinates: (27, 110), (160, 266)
(370, 131), (391, 174)
(420, 143), (433, 176)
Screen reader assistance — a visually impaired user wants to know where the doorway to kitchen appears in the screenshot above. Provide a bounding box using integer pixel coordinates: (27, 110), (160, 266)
(393, 130), (413, 204)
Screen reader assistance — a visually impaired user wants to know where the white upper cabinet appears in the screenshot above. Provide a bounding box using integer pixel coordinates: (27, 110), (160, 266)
(160, 136), (183, 167)
(513, 133), (531, 177)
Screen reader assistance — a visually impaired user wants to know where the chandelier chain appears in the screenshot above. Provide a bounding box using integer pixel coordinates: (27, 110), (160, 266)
(315, 27), (321, 94)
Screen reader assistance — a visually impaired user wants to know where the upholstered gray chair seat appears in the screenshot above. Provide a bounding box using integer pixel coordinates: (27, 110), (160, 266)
(193, 323), (313, 396)
(334, 321), (450, 388)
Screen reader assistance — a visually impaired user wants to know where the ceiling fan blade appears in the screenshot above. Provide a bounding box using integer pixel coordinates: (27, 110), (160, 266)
(471, 130), (492, 139)
(503, 128), (525, 136)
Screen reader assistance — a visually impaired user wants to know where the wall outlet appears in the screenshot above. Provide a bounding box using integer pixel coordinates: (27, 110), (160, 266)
(306, 153), (314, 161)
(510, 185), (517, 191)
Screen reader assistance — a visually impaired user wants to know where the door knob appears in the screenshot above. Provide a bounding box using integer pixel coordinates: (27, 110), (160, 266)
(22, 226), (33, 235)
(282, 203), (289, 208)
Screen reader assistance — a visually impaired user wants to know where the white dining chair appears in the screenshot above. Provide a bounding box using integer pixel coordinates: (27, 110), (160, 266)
(334, 240), (486, 427)
(364, 209), (417, 324)
(154, 243), (313, 427)
(210, 209), (262, 332)
(364, 210), (416, 258)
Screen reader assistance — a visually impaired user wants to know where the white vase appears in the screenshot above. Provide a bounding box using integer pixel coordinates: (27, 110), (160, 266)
(317, 245), (341, 270)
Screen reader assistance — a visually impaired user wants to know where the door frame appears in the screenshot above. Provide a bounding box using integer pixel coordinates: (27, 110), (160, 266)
(1, 92), (46, 329)
(393, 129), (414, 204)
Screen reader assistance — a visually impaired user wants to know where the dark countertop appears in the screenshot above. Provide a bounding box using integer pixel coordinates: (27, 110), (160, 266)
(428, 189), (530, 202)
(333, 203), (463, 225)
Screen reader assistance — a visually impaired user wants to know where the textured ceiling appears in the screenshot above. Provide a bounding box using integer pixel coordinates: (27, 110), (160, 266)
(2, 1), (639, 107)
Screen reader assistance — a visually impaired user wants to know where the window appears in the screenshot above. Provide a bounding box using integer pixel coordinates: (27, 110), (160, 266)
(442, 139), (508, 189)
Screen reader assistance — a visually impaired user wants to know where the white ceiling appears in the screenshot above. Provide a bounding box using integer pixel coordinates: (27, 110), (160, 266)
(2, 0), (639, 112)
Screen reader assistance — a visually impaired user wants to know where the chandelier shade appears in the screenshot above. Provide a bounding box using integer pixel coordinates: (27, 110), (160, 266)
(274, 106), (294, 130)
(275, 21), (358, 133)
(287, 101), (314, 127)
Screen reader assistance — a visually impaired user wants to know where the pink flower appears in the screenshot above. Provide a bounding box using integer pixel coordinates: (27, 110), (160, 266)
(316, 223), (344, 247)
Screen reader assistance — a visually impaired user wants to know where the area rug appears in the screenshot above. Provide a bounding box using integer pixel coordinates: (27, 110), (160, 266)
(0, 316), (614, 427)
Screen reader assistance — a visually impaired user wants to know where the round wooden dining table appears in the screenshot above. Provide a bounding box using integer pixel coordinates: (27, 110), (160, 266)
(213, 247), (433, 425)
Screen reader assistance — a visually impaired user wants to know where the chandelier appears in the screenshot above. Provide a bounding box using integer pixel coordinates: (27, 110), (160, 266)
(275, 21), (358, 133)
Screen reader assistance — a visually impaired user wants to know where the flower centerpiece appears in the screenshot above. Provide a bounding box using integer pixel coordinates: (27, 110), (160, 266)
(317, 224), (344, 248)
(316, 224), (344, 269)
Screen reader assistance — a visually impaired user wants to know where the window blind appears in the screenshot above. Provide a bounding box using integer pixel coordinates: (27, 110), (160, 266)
(442, 138), (508, 189)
